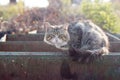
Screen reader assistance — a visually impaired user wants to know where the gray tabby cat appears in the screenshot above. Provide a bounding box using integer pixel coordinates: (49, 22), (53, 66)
(44, 20), (109, 62)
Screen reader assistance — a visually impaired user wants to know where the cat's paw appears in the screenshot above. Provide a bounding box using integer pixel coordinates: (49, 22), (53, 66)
(70, 49), (103, 63)
(78, 50), (103, 63)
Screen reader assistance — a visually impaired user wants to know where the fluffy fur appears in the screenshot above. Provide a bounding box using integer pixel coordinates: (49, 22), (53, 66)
(44, 21), (109, 62)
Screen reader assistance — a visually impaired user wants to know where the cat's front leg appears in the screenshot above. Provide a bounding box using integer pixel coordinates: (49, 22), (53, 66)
(68, 47), (81, 61)
(68, 47), (86, 62)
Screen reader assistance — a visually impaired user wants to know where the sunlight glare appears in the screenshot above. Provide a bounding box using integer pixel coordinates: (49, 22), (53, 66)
(0, 0), (9, 5)
(24, 0), (49, 8)
(0, 0), (49, 8)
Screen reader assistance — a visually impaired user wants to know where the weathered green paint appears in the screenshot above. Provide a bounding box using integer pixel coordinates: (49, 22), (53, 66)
(0, 52), (120, 80)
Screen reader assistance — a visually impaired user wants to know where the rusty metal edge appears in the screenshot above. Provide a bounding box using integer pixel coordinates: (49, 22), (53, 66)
(0, 52), (66, 56)
(0, 52), (119, 55)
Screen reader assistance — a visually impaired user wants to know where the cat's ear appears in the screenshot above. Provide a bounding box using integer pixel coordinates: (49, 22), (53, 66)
(63, 23), (69, 30)
(84, 20), (93, 27)
(43, 22), (51, 31)
(84, 20), (91, 25)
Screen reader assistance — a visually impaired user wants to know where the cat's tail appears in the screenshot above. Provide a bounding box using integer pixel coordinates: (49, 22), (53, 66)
(60, 60), (78, 80)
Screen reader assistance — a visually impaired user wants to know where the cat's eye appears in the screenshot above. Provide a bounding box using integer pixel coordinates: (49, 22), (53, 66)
(46, 35), (54, 40)
(59, 35), (67, 41)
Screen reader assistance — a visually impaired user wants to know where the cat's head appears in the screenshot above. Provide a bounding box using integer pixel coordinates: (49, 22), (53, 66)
(43, 22), (70, 50)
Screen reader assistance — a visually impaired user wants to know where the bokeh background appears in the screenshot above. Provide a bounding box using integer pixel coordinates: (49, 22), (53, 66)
(0, 0), (120, 35)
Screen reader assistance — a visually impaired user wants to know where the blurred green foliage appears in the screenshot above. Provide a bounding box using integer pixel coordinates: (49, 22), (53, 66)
(0, 0), (119, 33)
(0, 0), (24, 20)
(81, 0), (120, 33)
(61, 0), (120, 33)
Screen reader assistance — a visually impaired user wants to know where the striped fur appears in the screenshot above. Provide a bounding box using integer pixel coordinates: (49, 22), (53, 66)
(44, 21), (109, 62)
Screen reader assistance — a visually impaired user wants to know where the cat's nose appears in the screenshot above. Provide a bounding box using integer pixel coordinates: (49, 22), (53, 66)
(55, 39), (58, 42)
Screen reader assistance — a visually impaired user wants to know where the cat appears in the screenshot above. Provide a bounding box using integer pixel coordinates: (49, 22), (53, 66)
(43, 20), (109, 63)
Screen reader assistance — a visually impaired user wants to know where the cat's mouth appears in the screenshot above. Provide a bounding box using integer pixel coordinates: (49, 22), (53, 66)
(55, 44), (69, 50)
(61, 44), (68, 48)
